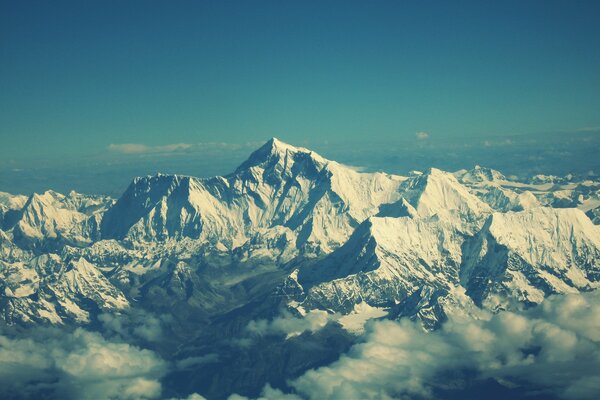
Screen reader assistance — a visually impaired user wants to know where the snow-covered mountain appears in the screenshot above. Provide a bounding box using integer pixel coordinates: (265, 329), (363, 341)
(0, 138), (598, 333)
(101, 138), (403, 254)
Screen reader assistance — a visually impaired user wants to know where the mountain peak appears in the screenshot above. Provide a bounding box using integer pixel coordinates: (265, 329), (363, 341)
(234, 138), (327, 173)
(263, 137), (300, 155)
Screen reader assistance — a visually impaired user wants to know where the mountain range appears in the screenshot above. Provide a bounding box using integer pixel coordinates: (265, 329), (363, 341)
(0, 138), (599, 399)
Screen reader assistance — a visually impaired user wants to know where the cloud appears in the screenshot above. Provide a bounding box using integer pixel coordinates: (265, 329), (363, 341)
(482, 138), (514, 147)
(107, 142), (264, 155)
(227, 385), (302, 400)
(99, 310), (170, 343)
(415, 131), (430, 140)
(246, 310), (336, 338)
(175, 354), (220, 370)
(286, 291), (600, 400)
(0, 327), (167, 400)
(575, 126), (600, 133)
(108, 143), (193, 155)
(170, 393), (208, 400)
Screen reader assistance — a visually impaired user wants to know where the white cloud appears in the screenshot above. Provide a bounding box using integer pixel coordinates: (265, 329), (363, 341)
(415, 131), (430, 140)
(246, 310), (335, 338)
(107, 141), (264, 155)
(288, 291), (600, 400)
(0, 328), (167, 399)
(99, 310), (168, 343)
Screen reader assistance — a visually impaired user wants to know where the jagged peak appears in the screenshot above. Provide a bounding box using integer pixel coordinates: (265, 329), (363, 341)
(31, 189), (64, 201)
(405, 167), (459, 190)
(458, 165), (507, 183)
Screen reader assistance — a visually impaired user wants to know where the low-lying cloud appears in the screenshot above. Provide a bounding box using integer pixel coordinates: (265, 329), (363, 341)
(0, 327), (168, 400)
(233, 290), (600, 400)
(246, 310), (335, 338)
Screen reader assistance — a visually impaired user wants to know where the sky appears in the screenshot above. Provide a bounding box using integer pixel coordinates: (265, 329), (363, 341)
(1, 0), (599, 194)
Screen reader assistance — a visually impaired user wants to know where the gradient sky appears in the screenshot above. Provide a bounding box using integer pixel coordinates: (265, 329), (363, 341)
(1, 0), (600, 163)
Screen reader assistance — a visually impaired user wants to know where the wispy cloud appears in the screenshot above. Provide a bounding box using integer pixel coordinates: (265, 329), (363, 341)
(483, 138), (514, 147)
(415, 131), (430, 140)
(107, 142), (263, 155)
(246, 310), (335, 339)
(575, 126), (600, 133)
(107, 143), (193, 154)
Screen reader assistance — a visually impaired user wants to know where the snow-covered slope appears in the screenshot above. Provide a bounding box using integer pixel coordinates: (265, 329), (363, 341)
(292, 216), (466, 316)
(0, 191), (28, 230)
(457, 166), (600, 218)
(461, 207), (600, 308)
(0, 255), (127, 324)
(378, 168), (491, 233)
(284, 206), (599, 329)
(11, 190), (112, 250)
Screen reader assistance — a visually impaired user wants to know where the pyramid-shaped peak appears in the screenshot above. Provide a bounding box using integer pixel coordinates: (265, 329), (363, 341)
(235, 138), (327, 172)
(262, 137), (311, 154)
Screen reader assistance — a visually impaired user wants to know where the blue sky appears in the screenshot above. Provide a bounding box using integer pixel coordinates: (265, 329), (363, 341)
(0, 1), (599, 195)
(1, 1), (600, 160)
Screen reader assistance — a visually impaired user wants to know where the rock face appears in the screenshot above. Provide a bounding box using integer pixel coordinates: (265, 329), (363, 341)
(1, 255), (127, 325)
(0, 138), (598, 332)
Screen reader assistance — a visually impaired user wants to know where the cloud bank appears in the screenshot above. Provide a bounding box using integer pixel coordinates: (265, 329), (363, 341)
(0, 328), (167, 400)
(290, 291), (600, 400)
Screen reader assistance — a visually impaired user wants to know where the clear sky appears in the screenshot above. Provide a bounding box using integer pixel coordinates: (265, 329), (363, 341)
(1, 0), (600, 164)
